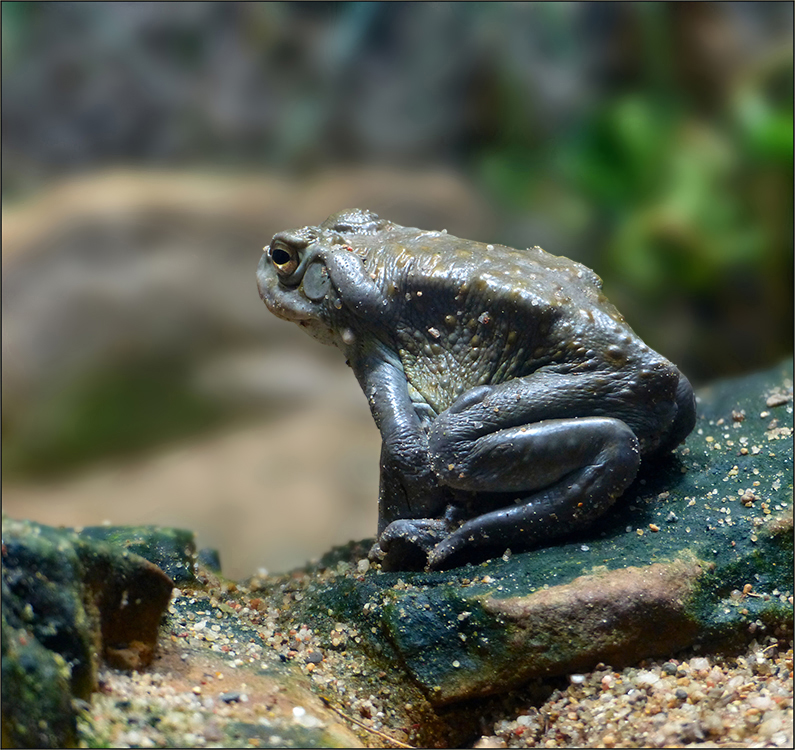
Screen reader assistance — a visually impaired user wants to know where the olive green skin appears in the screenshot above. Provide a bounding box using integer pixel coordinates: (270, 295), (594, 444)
(257, 209), (695, 571)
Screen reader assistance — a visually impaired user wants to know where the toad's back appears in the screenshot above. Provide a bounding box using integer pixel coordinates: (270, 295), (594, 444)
(357, 226), (663, 415)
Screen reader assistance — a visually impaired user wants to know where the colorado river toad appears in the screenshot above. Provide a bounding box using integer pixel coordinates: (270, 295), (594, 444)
(257, 209), (696, 571)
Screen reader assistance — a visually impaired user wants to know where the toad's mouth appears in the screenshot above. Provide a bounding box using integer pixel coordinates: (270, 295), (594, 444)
(257, 254), (315, 321)
(261, 292), (311, 322)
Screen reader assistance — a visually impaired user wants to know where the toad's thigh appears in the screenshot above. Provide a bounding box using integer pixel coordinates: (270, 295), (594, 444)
(429, 415), (639, 494)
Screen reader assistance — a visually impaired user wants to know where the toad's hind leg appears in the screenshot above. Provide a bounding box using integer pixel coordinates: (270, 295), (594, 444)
(426, 417), (640, 570)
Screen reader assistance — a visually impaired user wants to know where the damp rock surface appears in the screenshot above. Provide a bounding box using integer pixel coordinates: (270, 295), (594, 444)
(292, 360), (792, 705)
(1, 519), (174, 747)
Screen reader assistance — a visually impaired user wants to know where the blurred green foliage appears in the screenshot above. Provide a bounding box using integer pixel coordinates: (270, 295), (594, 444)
(475, 8), (792, 381)
(2, 358), (225, 479)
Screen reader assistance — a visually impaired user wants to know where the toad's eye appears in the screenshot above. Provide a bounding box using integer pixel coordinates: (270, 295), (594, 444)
(270, 243), (299, 276)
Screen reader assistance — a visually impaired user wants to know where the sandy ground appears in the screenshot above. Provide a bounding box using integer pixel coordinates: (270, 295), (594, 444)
(78, 561), (793, 749)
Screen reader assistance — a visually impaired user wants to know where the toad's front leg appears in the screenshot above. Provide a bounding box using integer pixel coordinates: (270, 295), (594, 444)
(350, 347), (450, 569)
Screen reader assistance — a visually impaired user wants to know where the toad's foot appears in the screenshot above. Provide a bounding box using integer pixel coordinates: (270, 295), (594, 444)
(369, 518), (451, 571)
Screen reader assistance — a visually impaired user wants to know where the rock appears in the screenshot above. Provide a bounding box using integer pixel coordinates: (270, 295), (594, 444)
(1, 518), (173, 747)
(197, 546), (223, 573)
(78, 524), (198, 584)
(290, 359), (793, 705)
(1, 619), (76, 748)
(78, 574), (366, 749)
(3, 519), (366, 748)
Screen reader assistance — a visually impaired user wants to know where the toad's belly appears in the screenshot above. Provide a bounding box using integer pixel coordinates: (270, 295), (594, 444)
(400, 343), (529, 415)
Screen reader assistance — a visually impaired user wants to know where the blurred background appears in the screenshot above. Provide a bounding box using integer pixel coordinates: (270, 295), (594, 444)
(2, 2), (792, 578)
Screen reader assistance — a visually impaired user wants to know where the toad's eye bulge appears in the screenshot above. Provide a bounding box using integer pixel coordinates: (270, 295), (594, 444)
(270, 244), (299, 276)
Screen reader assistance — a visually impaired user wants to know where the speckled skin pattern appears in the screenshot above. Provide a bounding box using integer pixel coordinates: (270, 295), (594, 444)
(257, 209), (696, 570)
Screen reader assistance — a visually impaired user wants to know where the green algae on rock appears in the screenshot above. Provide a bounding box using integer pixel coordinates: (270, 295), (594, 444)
(1, 518), (174, 747)
(2, 603), (78, 747)
(288, 359), (792, 705)
(78, 524), (198, 584)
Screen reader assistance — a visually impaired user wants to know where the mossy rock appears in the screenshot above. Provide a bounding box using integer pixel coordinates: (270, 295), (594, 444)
(1, 519), (174, 747)
(78, 524), (198, 584)
(292, 360), (793, 704)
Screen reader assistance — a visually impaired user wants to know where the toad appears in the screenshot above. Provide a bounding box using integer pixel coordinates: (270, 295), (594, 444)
(257, 209), (695, 571)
